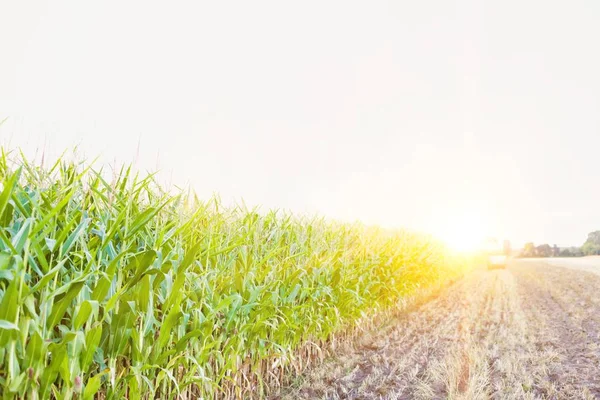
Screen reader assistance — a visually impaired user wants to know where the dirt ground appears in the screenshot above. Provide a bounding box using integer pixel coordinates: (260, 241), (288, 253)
(275, 260), (600, 399)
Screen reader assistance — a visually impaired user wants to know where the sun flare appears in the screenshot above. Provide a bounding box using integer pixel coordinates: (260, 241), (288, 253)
(434, 212), (488, 253)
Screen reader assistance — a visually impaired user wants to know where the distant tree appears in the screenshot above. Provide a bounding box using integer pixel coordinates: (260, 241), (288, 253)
(536, 244), (552, 257)
(522, 242), (536, 257)
(586, 231), (600, 244)
(560, 247), (583, 257)
(558, 247), (584, 257)
(582, 242), (600, 255)
(559, 248), (573, 257)
(582, 231), (600, 255)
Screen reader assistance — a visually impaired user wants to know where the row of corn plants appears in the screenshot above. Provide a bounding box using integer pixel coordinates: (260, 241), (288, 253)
(0, 151), (472, 399)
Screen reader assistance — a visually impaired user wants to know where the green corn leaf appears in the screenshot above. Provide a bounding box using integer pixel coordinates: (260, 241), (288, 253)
(157, 303), (182, 351)
(173, 329), (203, 353)
(137, 275), (151, 311)
(90, 276), (111, 302)
(40, 342), (67, 397)
(125, 198), (171, 240)
(123, 250), (157, 291)
(31, 187), (76, 236)
(0, 275), (20, 346)
(286, 283), (301, 303)
(0, 202), (13, 227)
(101, 208), (127, 248)
(128, 375), (141, 400)
(7, 371), (25, 394)
(60, 217), (90, 256)
(163, 271), (185, 311)
(11, 218), (32, 253)
(25, 331), (44, 368)
(74, 300), (95, 330)
(180, 242), (202, 272)
(44, 237), (57, 252)
(0, 252), (10, 270)
(0, 167), (21, 223)
(27, 259), (67, 295)
(82, 370), (108, 400)
(30, 239), (50, 274)
(47, 281), (85, 330)
(81, 324), (102, 371)
(53, 216), (79, 254)
(0, 320), (19, 331)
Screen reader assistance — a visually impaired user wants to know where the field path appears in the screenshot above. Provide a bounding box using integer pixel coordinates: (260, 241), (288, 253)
(275, 260), (600, 399)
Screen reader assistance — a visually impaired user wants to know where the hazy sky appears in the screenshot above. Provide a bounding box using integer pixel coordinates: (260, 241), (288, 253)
(1, 0), (599, 247)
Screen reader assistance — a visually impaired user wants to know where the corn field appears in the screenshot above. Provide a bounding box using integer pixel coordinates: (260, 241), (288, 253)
(0, 152), (471, 399)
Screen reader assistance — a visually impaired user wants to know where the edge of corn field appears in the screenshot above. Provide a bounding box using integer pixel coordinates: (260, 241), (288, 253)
(0, 149), (476, 399)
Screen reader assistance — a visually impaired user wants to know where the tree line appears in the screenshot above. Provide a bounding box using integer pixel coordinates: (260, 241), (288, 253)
(520, 230), (600, 257)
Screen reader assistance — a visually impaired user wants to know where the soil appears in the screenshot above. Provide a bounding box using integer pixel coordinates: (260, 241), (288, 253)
(274, 260), (600, 399)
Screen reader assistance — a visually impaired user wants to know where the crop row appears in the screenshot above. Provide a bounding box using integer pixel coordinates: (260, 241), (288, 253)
(0, 152), (470, 399)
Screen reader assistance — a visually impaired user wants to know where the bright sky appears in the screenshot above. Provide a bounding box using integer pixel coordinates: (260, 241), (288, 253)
(1, 0), (599, 248)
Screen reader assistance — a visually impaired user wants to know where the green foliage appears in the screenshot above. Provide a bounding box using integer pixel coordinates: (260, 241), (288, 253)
(559, 247), (583, 257)
(582, 230), (600, 255)
(0, 151), (471, 399)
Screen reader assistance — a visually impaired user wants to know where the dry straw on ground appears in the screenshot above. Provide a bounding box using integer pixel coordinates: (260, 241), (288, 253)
(278, 260), (600, 400)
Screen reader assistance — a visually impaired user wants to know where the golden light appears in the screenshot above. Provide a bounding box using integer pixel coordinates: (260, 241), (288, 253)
(433, 211), (488, 253)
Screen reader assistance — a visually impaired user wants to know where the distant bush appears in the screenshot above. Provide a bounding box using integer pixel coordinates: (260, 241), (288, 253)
(559, 247), (584, 257)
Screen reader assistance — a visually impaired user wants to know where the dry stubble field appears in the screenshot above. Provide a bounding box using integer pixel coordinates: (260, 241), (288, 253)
(275, 259), (600, 399)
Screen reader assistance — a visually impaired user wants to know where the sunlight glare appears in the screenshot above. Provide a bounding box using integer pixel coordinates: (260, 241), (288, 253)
(435, 212), (488, 253)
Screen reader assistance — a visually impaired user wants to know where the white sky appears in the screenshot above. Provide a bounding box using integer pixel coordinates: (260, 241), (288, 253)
(1, 0), (599, 247)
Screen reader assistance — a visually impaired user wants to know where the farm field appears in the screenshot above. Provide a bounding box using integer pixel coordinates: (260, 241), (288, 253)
(4, 155), (600, 400)
(4, 0), (600, 398)
(527, 256), (600, 276)
(277, 259), (600, 399)
(0, 155), (472, 399)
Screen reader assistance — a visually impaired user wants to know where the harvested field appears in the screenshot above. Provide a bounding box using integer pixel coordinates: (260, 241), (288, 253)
(276, 260), (600, 399)
(531, 256), (600, 276)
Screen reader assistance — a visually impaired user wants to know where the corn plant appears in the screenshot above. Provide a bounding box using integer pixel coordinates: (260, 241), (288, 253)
(0, 150), (472, 399)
